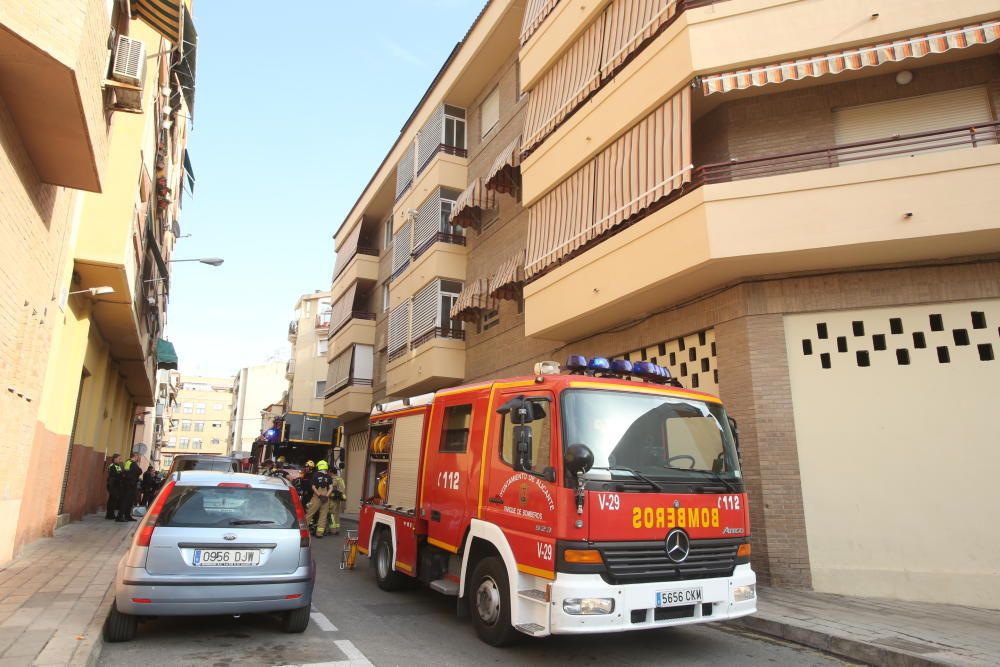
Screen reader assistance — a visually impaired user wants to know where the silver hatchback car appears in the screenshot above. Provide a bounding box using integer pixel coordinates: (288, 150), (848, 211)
(105, 471), (315, 642)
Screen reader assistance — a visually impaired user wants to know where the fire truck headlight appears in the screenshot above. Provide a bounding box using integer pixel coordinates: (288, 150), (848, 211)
(563, 597), (615, 615)
(733, 584), (756, 603)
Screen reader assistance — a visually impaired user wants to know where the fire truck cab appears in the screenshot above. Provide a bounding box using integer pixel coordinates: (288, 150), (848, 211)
(357, 358), (756, 645)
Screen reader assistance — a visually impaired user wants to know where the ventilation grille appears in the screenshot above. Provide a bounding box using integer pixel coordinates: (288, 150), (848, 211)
(111, 34), (146, 87)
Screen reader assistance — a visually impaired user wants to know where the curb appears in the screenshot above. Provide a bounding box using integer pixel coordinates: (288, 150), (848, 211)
(729, 614), (953, 667)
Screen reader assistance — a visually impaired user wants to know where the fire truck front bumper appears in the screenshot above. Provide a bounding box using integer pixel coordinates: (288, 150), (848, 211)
(548, 564), (756, 634)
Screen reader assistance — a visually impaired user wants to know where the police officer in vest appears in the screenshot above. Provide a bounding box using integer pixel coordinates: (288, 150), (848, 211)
(305, 460), (334, 538)
(117, 452), (141, 522)
(105, 454), (124, 520)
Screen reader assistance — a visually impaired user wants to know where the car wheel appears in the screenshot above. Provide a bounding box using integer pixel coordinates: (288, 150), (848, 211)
(282, 605), (311, 633)
(468, 557), (518, 646)
(103, 601), (137, 642)
(373, 534), (406, 591)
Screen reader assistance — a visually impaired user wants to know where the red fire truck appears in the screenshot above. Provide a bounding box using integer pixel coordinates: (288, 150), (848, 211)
(356, 357), (756, 645)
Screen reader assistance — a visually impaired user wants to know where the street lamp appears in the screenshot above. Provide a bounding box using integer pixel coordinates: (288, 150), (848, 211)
(168, 257), (224, 266)
(68, 286), (115, 297)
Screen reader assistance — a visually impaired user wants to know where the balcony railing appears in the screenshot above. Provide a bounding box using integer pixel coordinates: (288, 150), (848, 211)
(316, 312), (332, 330)
(410, 326), (465, 350)
(329, 311), (377, 339)
(411, 232), (466, 262)
(696, 122), (1000, 185)
(387, 346), (409, 363)
(325, 376), (374, 399)
(417, 143), (468, 177)
(288, 321), (298, 339)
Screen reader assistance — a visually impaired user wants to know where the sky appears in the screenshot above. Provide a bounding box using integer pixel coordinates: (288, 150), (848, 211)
(167, 0), (486, 377)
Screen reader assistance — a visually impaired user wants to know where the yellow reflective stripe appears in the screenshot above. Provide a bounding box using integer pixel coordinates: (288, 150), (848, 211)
(517, 564), (555, 580)
(567, 381), (722, 403)
(395, 560), (413, 573)
(427, 537), (459, 553)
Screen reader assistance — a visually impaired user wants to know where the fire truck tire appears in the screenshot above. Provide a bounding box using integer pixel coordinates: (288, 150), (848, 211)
(468, 557), (518, 646)
(374, 534), (407, 591)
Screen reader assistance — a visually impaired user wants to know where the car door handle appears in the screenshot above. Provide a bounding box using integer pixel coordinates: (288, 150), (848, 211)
(488, 496), (504, 505)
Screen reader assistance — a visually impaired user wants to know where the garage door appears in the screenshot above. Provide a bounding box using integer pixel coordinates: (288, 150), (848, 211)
(833, 86), (993, 145)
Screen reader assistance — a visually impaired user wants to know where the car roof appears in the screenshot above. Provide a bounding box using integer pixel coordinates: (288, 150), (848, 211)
(169, 471), (287, 489)
(171, 454), (234, 460)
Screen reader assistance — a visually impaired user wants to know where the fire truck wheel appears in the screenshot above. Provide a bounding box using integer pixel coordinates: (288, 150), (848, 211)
(374, 534), (406, 591)
(469, 557), (517, 646)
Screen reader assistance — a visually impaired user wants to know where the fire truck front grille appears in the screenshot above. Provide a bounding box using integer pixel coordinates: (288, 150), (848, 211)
(597, 538), (742, 585)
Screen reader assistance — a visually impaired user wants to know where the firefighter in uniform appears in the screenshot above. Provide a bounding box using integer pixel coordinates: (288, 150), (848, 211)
(328, 467), (347, 536)
(292, 460), (315, 508)
(105, 454), (123, 520)
(304, 460), (334, 538)
(117, 453), (141, 522)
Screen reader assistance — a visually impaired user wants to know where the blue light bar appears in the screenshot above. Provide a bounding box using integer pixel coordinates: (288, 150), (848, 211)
(610, 359), (632, 374)
(588, 357), (610, 371)
(566, 355), (588, 371)
(632, 361), (655, 377)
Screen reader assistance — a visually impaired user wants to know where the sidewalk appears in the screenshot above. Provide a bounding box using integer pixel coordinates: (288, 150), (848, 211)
(728, 586), (1000, 666)
(0, 515), (134, 666)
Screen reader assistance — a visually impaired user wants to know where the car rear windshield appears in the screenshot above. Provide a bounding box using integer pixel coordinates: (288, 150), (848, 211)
(157, 486), (297, 529)
(174, 459), (235, 472)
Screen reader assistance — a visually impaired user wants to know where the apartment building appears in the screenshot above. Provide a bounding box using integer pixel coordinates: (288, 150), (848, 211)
(0, 0), (196, 559)
(330, 1), (1000, 608)
(230, 360), (289, 455)
(159, 374), (234, 468)
(286, 291), (333, 413)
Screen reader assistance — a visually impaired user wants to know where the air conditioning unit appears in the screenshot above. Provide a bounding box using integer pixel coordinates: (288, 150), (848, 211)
(111, 34), (145, 87)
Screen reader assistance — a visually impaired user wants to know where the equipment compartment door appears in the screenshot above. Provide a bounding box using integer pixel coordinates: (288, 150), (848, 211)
(421, 395), (485, 554)
(482, 389), (559, 579)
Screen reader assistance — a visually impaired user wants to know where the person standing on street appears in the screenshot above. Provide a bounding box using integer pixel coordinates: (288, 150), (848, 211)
(105, 454), (124, 520)
(292, 460), (315, 509)
(328, 467), (347, 536)
(118, 452), (141, 522)
(141, 466), (157, 507)
(304, 460), (333, 538)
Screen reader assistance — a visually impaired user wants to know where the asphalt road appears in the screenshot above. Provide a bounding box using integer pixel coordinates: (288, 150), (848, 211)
(98, 530), (851, 667)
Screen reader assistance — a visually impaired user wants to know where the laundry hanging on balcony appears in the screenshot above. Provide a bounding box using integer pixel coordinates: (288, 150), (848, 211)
(449, 179), (496, 229)
(490, 250), (526, 300)
(450, 278), (498, 322)
(700, 19), (1000, 95)
(484, 136), (523, 195)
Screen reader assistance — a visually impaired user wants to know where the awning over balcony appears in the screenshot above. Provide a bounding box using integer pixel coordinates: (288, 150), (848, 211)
(334, 220), (363, 278)
(490, 251), (526, 300)
(525, 87), (691, 279)
(330, 283), (358, 334)
(156, 338), (178, 370)
(449, 179), (496, 229)
(450, 278), (498, 322)
(182, 149), (195, 194)
(132, 0), (183, 42)
(701, 19), (1000, 96)
(173, 5), (198, 115)
(484, 136), (522, 194)
(521, 0), (561, 45)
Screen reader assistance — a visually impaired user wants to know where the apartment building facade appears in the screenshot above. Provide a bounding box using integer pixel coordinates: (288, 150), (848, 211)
(0, 0), (196, 560)
(329, 1), (1000, 608)
(230, 360), (289, 456)
(159, 374), (234, 468)
(287, 291), (333, 413)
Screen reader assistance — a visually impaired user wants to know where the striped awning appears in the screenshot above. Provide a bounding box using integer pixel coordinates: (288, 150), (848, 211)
(521, 0), (562, 45)
(602, 0), (681, 76)
(525, 87), (690, 279)
(448, 179), (496, 229)
(702, 19), (1000, 96)
(490, 251), (526, 300)
(450, 278), (498, 322)
(334, 219), (363, 278)
(484, 136), (522, 194)
(132, 0), (183, 43)
(330, 283), (358, 334)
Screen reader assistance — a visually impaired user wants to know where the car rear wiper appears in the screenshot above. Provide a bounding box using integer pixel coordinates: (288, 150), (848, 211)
(590, 466), (664, 492)
(228, 519), (275, 525)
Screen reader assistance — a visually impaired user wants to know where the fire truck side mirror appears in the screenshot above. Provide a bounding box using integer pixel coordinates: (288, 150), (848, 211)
(512, 424), (533, 472)
(564, 443), (594, 479)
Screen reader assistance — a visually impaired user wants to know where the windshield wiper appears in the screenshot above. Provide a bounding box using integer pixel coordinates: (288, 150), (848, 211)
(590, 466), (664, 492)
(661, 466), (740, 493)
(228, 519), (275, 525)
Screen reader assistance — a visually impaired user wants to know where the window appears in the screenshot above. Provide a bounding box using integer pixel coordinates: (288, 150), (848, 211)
(168, 437), (177, 448)
(439, 280), (463, 332)
(384, 216), (393, 249)
(179, 437), (190, 449)
(211, 421), (223, 429)
(500, 397), (552, 473)
(181, 420), (191, 431)
(162, 454), (174, 468)
(182, 403), (192, 414)
(213, 403), (223, 411)
(383, 284), (390, 313)
(440, 404), (473, 453)
(444, 106), (466, 150)
(192, 438), (203, 450)
(158, 487), (297, 529)
(481, 86), (500, 138)
(317, 339), (329, 356)
(211, 438), (221, 445)
(439, 198), (463, 237)
(479, 309), (500, 333)
(194, 422), (205, 432)
(195, 403), (206, 414)
(315, 380), (326, 398)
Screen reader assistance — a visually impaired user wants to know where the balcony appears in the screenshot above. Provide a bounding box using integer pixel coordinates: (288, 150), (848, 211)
(315, 311), (332, 335)
(324, 380), (374, 421)
(386, 327), (466, 396)
(288, 320), (298, 341)
(394, 151), (468, 225)
(330, 312), (376, 353)
(324, 345), (374, 420)
(523, 123), (1000, 338)
(390, 237), (467, 310)
(331, 248), (379, 304)
(285, 359), (296, 380)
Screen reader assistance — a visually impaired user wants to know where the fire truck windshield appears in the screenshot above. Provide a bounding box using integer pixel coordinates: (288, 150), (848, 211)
(561, 389), (741, 486)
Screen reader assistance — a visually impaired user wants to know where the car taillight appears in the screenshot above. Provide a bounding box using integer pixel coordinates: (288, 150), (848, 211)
(136, 480), (176, 548)
(217, 482), (251, 488)
(288, 487), (310, 547)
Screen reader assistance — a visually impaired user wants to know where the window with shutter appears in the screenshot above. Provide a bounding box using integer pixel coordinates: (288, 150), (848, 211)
(481, 86), (500, 138)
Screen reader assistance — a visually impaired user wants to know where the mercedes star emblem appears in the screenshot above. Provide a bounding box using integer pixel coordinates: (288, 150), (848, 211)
(665, 529), (690, 563)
